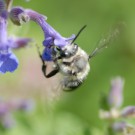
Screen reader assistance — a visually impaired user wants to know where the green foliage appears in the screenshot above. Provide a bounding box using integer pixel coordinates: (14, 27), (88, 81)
(99, 92), (110, 111)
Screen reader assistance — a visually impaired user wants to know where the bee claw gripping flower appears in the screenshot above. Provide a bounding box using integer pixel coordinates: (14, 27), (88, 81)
(0, 0), (31, 74)
(10, 7), (76, 61)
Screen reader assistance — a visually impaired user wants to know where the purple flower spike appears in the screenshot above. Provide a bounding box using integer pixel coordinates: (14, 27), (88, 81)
(10, 7), (76, 61)
(0, 3), (31, 74)
(0, 16), (19, 73)
(108, 77), (124, 108)
(121, 106), (135, 117)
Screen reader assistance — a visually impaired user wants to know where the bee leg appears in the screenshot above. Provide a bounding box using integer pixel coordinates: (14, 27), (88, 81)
(42, 65), (59, 78)
(38, 56), (59, 78)
(39, 57), (59, 78)
(36, 44), (59, 78)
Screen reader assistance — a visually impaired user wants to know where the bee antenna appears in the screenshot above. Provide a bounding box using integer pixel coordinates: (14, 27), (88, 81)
(35, 43), (45, 63)
(35, 44), (41, 56)
(71, 25), (87, 44)
(88, 24), (122, 60)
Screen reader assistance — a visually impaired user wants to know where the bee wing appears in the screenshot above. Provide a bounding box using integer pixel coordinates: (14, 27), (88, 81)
(89, 22), (125, 59)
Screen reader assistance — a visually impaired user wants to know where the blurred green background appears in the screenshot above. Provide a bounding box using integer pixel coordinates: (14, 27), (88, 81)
(1, 0), (135, 134)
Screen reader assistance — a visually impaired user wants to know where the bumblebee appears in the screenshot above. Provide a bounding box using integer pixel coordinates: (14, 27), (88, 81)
(37, 25), (120, 91)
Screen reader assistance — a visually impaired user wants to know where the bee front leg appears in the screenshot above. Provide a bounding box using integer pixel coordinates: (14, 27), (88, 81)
(42, 64), (59, 78)
(39, 56), (59, 78)
(36, 45), (59, 78)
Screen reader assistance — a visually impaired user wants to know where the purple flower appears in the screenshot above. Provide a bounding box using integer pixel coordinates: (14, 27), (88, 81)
(8, 99), (35, 112)
(112, 121), (127, 132)
(108, 77), (124, 108)
(15, 99), (34, 112)
(0, 0), (31, 74)
(0, 102), (8, 116)
(0, 98), (35, 129)
(2, 113), (15, 129)
(0, 99), (15, 129)
(121, 106), (135, 117)
(10, 7), (75, 61)
(0, 0), (7, 19)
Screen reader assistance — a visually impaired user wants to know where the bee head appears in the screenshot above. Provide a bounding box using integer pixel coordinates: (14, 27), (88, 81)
(51, 25), (86, 59)
(51, 43), (78, 58)
(61, 43), (78, 58)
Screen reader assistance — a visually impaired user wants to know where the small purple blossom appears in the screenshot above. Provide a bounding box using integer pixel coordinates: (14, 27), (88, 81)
(121, 106), (135, 117)
(100, 77), (135, 134)
(0, 98), (35, 129)
(1, 114), (15, 129)
(0, 0), (7, 19)
(13, 99), (35, 112)
(0, 0), (31, 73)
(10, 7), (75, 61)
(108, 77), (124, 108)
(0, 100), (15, 129)
(112, 121), (127, 132)
(0, 102), (8, 116)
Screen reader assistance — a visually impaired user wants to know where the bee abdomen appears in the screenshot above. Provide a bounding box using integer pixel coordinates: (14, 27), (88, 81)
(63, 79), (83, 91)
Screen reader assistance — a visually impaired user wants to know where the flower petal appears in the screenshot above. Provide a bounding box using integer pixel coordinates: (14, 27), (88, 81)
(43, 37), (53, 47)
(0, 16), (8, 44)
(108, 77), (124, 108)
(0, 102), (9, 116)
(0, 0), (8, 19)
(0, 52), (18, 73)
(65, 34), (76, 42)
(112, 122), (127, 132)
(121, 106), (135, 117)
(10, 7), (75, 48)
(9, 7), (27, 25)
(54, 38), (68, 47)
(42, 47), (52, 61)
(0, 0), (6, 14)
(11, 38), (31, 49)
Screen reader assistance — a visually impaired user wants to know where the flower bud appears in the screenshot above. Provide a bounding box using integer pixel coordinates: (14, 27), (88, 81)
(9, 7), (28, 25)
(108, 77), (124, 108)
(121, 106), (135, 117)
(112, 121), (127, 132)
